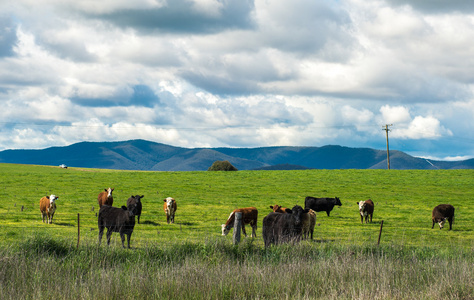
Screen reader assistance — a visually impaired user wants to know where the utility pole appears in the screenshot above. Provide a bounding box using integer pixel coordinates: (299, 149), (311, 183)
(382, 124), (392, 169)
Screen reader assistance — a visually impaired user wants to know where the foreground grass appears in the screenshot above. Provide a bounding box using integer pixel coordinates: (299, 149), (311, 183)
(0, 234), (472, 300)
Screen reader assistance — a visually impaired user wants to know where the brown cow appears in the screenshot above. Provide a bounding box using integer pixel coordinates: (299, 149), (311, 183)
(302, 209), (316, 240)
(39, 194), (58, 224)
(357, 199), (374, 223)
(432, 204), (455, 230)
(269, 204), (289, 213)
(163, 197), (177, 224)
(221, 207), (258, 238)
(98, 188), (114, 207)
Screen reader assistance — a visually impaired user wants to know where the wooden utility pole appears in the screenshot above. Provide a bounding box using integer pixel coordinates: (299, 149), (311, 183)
(382, 124), (393, 169)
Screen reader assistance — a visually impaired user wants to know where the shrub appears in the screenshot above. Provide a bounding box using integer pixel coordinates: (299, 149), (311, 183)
(207, 160), (238, 171)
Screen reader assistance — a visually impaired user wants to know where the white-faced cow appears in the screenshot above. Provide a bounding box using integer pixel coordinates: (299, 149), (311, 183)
(357, 199), (374, 223)
(39, 194), (58, 224)
(98, 197), (141, 248)
(432, 204), (455, 230)
(304, 196), (342, 216)
(127, 195), (143, 224)
(221, 207), (258, 238)
(98, 188), (114, 207)
(302, 209), (316, 240)
(163, 197), (177, 224)
(262, 205), (309, 247)
(269, 204), (289, 213)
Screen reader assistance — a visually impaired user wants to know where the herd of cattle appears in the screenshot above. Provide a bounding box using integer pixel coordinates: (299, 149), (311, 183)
(38, 188), (455, 248)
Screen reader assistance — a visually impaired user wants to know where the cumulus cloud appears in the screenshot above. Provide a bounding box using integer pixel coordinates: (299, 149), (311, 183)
(0, 0), (473, 159)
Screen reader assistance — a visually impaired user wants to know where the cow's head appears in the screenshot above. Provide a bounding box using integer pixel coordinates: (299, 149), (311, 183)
(334, 197), (342, 206)
(437, 217), (447, 229)
(49, 195), (58, 205)
(357, 201), (366, 211)
(105, 188), (114, 198)
(288, 205), (308, 226)
(127, 195), (143, 216)
(221, 224), (231, 236)
(270, 204), (287, 213)
(164, 197), (175, 209)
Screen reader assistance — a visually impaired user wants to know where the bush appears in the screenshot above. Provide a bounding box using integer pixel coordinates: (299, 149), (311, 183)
(208, 160), (238, 171)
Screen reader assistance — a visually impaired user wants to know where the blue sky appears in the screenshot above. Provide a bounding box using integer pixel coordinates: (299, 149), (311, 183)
(0, 0), (473, 160)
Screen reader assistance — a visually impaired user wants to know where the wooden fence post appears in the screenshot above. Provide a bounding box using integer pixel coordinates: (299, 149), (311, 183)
(233, 212), (242, 245)
(77, 213), (80, 249)
(377, 220), (384, 246)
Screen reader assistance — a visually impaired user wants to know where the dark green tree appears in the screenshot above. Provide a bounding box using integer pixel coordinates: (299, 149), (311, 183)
(207, 160), (238, 171)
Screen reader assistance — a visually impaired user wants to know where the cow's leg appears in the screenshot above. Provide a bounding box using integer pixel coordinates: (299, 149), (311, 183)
(171, 214), (174, 223)
(310, 229), (313, 240)
(241, 224), (247, 237)
(432, 220), (435, 229)
(326, 211), (330, 217)
(120, 232), (126, 248)
(251, 224), (257, 238)
(137, 215), (140, 224)
(127, 233), (132, 248)
(369, 213), (372, 223)
(360, 214), (363, 224)
(98, 226), (104, 245)
(50, 212), (54, 224)
(106, 229), (113, 245)
(448, 217), (453, 230)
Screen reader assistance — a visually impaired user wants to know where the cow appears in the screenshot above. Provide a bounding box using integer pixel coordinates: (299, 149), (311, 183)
(269, 204), (289, 213)
(432, 204), (455, 230)
(163, 197), (177, 224)
(98, 197), (140, 248)
(302, 209), (316, 240)
(221, 207), (258, 238)
(357, 199), (374, 223)
(98, 188), (114, 207)
(39, 194), (58, 224)
(304, 196), (342, 216)
(127, 195), (143, 224)
(262, 205), (309, 247)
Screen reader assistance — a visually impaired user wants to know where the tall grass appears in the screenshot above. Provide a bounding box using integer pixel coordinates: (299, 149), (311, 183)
(1, 234), (472, 299)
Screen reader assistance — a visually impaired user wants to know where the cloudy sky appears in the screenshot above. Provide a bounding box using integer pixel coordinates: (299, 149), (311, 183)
(1, 0), (473, 160)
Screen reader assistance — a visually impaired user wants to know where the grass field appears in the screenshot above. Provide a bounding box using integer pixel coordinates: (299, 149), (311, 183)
(0, 163), (472, 299)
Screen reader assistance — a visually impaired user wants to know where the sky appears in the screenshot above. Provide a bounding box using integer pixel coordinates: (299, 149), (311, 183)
(1, 0), (473, 160)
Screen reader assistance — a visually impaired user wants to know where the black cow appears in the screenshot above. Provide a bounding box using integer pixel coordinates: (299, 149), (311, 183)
(127, 195), (144, 224)
(432, 204), (455, 230)
(98, 196), (140, 248)
(262, 205), (309, 248)
(304, 196), (342, 216)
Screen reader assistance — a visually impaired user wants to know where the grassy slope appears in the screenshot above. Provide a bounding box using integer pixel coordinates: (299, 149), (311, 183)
(0, 163), (472, 250)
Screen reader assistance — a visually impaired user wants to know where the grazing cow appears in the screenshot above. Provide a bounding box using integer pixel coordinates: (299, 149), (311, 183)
(262, 205), (309, 247)
(98, 188), (114, 207)
(39, 194), (58, 224)
(98, 199), (140, 248)
(304, 196), (342, 216)
(163, 197), (177, 224)
(221, 207), (258, 238)
(432, 204), (455, 230)
(127, 195), (143, 224)
(269, 204), (289, 213)
(357, 199), (374, 224)
(302, 209), (316, 240)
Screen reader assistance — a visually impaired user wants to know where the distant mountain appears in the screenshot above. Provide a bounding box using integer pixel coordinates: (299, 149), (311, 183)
(0, 139), (472, 171)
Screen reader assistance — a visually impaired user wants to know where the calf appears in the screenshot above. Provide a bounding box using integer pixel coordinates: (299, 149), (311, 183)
(269, 204), (289, 213)
(128, 195), (143, 224)
(98, 188), (114, 207)
(39, 194), (58, 224)
(432, 204), (455, 230)
(357, 199), (374, 223)
(262, 205), (309, 247)
(221, 207), (258, 238)
(304, 196), (342, 216)
(302, 209), (316, 240)
(98, 199), (140, 248)
(163, 197), (177, 224)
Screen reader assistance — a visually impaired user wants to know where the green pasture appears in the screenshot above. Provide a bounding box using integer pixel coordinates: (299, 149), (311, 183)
(0, 163), (472, 250)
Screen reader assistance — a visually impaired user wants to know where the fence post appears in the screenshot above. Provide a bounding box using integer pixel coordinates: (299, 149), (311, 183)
(377, 220), (384, 246)
(233, 212), (242, 245)
(77, 213), (80, 249)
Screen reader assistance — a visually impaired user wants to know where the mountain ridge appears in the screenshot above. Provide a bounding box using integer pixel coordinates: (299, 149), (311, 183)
(0, 139), (472, 171)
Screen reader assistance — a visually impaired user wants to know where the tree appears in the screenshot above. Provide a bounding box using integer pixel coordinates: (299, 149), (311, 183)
(208, 160), (238, 171)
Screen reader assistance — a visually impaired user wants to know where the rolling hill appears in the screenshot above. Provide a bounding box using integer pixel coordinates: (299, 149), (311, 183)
(0, 139), (472, 171)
